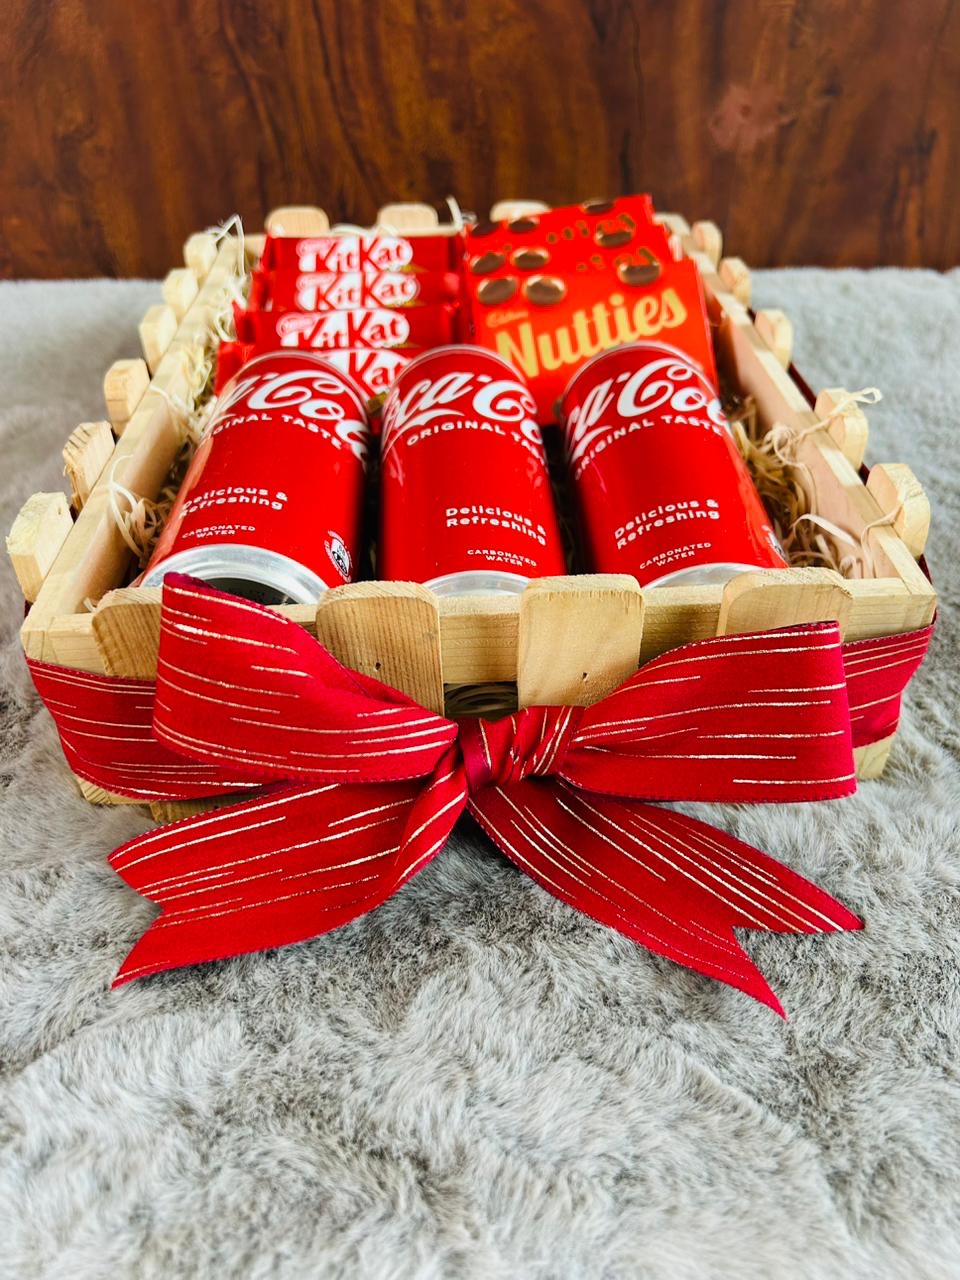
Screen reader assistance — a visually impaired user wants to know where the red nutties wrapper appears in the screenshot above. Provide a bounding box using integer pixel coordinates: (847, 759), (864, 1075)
(462, 196), (716, 422)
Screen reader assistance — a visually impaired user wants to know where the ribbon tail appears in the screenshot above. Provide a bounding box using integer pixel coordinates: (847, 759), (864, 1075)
(469, 780), (862, 1017)
(111, 752), (467, 986)
(27, 659), (264, 801)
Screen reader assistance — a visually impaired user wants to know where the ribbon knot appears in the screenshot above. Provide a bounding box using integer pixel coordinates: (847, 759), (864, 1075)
(458, 706), (583, 791)
(31, 573), (936, 1016)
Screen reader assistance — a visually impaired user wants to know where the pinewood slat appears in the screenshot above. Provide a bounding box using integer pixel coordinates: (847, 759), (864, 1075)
(315, 582), (445, 714)
(63, 421), (115, 511)
(6, 493), (74, 603)
(517, 576), (644, 707)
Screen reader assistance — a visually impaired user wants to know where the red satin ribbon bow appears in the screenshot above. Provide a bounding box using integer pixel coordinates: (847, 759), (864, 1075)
(29, 574), (887, 1015)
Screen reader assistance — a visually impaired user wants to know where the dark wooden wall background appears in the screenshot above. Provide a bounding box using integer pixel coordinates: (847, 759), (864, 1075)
(2, 0), (958, 278)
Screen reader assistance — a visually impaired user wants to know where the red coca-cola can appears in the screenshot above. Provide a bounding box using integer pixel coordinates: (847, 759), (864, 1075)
(143, 351), (370, 604)
(559, 342), (787, 586)
(379, 346), (566, 594)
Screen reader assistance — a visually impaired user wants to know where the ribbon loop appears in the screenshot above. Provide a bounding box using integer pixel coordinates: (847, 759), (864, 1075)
(560, 623), (857, 805)
(153, 574), (459, 786)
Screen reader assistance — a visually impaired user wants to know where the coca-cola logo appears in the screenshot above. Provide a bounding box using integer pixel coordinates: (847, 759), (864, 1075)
(565, 350), (725, 468)
(217, 367), (369, 463)
(381, 368), (540, 457)
(296, 235), (415, 273)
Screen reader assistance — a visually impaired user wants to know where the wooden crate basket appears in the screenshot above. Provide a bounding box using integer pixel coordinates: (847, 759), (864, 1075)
(7, 205), (935, 815)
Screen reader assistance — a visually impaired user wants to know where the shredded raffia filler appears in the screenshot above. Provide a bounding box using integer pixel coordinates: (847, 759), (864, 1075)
(107, 439), (195, 571)
(726, 386), (898, 579)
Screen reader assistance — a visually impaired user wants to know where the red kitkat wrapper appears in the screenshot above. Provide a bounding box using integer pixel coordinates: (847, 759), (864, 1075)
(463, 196), (716, 421)
(214, 341), (251, 392)
(249, 268), (461, 312)
(233, 303), (460, 351)
(215, 343), (407, 435)
(260, 232), (459, 275)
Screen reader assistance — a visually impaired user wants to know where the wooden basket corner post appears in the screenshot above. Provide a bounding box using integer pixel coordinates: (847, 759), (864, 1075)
(91, 587), (162, 678)
(63, 421), (115, 511)
(183, 231), (219, 281)
(716, 566), (853, 637)
(7, 493), (73, 604)
(264, 206), (330, 237)
(103, 358), (150, 435)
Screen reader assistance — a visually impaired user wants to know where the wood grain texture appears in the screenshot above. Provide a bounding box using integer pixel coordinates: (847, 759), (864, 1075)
(517, 575), (644, 707)
(1, 0), (958, 277)
(5, 492), (74, 603)
(315, 582), (445, 714)
(62, 420), (115, 510)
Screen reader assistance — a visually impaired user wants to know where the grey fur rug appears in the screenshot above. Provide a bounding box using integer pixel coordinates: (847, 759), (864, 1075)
(1, 271), (959, 1280)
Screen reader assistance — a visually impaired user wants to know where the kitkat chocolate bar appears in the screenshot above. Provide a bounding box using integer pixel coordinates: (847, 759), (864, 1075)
(462, 196), (716, 421)
(248, 268), (461, 312)
(260, 231), (458, 275)
(233, 303), (460, 351)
